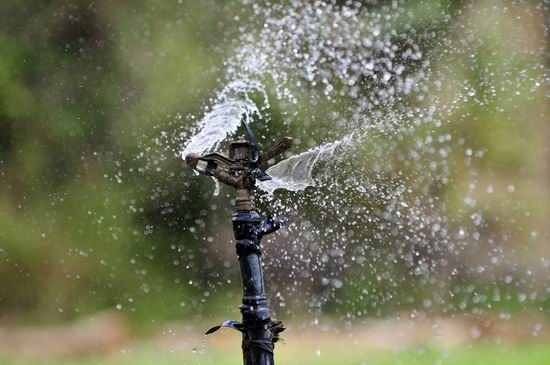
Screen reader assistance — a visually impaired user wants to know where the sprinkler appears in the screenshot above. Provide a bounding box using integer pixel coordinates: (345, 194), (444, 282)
(185, 119), (292, 365)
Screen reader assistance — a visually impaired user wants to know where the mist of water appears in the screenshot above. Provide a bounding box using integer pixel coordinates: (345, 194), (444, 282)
(179, 0), (548, 320)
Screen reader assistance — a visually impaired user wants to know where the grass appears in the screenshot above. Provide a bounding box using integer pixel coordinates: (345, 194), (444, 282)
(2, 343), (549, 365)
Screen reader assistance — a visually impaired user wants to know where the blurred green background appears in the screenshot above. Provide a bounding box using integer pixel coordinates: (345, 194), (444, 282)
(0, 0), (549, 363)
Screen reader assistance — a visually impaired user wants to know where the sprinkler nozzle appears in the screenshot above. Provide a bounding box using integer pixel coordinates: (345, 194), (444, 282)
(185, 119), (293, 206)
(185, 152), (204, 172)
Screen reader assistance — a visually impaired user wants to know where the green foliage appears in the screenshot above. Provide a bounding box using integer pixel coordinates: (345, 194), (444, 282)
(0, 0), (548, 325)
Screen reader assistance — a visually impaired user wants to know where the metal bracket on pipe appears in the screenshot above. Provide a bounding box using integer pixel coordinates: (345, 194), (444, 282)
(259, 216), (288, 238)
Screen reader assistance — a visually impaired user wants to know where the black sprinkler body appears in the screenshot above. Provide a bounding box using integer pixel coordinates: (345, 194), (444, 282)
(186, 120), (292, 365)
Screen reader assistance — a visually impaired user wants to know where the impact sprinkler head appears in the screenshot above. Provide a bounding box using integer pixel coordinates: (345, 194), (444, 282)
(185, 118), (292, 364)
(185, 120), (292, 209)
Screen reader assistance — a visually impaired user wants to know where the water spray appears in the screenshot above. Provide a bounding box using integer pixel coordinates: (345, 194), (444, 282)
(185, 119), (292, 365)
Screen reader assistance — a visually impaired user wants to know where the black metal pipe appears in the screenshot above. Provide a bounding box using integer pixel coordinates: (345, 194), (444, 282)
(233, 210), (275, 365)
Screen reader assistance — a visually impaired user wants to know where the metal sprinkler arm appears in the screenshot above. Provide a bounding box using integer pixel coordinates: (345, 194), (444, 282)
(243, 121), (261, 166)
(260, 137), (293, 163)
(185, 121), (292, 365)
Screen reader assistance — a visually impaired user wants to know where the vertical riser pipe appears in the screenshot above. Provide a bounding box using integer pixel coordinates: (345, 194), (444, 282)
(233, 211), (275, 365)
